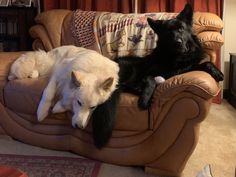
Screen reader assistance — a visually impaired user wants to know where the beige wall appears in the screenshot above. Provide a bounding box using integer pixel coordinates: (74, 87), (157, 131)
(222, 0), (236, 89)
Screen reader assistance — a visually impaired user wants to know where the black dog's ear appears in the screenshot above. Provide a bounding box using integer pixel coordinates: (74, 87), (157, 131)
(176, 3), (193, 26)
(147, 18), (163, 33)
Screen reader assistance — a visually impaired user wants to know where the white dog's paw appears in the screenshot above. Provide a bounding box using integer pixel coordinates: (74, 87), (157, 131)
(37, 111), (48, 122)
(30, 70), (39, 78)
(52, 101), (66, 113)
(154, 76), (165, 85)
(8, 74), (16, 81)
(37, 108), (49, 121)
(37, 101), (51, 121)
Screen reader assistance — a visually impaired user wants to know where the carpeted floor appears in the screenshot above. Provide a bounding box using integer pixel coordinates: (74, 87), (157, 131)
(182, 99), (236, 177)
(0, 99), (235, 177)
(0, 154), (101, 177)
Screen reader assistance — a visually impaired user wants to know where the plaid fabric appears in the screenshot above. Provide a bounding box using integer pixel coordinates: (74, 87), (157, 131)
(71, 10), (97, 48)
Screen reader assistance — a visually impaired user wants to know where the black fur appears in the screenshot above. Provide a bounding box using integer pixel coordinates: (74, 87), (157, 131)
(91, 89), (121, 148)
(91, 3), (224, 148)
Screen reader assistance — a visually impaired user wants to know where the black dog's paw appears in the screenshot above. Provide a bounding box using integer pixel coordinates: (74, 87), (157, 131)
(213, 69), (224, 82)
(201, 62), (224, 82)
(138, 96), (151, 109)
(138, 76), (157, 109)
(207, 63), (224, 82)
(211, 66), (224, 82)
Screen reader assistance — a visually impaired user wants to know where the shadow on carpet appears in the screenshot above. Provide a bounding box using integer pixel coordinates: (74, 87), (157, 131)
(0, 153), (101, 177)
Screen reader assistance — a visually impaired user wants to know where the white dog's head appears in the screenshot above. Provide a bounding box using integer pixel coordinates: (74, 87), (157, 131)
(69, 70), (116, 129)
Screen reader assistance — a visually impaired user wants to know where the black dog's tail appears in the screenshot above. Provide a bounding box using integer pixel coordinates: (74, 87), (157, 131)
(92, 88), (121, 148)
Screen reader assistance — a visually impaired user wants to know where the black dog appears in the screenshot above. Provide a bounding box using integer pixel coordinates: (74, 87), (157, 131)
(92, 3), (224, 148)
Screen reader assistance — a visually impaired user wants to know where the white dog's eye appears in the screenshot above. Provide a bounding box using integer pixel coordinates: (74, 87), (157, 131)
(77, 100), (82, 106)
(90, 106), (96, 110)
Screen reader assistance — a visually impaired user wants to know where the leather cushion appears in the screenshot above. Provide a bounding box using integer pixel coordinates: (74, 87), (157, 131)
(4, 78), (150, 131)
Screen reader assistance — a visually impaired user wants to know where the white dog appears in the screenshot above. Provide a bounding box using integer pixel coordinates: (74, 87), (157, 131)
(9, 46), (119, 128)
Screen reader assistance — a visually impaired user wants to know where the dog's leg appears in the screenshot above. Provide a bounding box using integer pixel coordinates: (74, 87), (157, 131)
(52, 100), (67, 113)
(120, 82), (143, 95)
(194, 62), (224, 82)
(92, 89), (121, 148)
(138, 76), (157, 109)
(37, 77), (57, 121)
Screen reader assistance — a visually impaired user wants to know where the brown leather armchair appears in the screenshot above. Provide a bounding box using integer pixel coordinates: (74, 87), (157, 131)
(0, 9), (224, 176)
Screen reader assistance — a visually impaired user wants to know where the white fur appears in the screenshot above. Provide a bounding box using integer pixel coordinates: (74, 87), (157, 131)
(8, 51), (52, 80)
(154, 76), (165, 85)
(9, 46), (119, 128)
(8, 46), (87, 80)
(34, 46), (119, 129)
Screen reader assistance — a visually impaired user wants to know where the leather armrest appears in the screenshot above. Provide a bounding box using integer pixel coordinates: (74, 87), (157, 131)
(0, 52), (25, 104)
(33, 9), (72, 49)
(153, 71), (220, 105)
(0, 52), (25, 81)
(29, 25), (53, 51)
(150, 71), (220, 125)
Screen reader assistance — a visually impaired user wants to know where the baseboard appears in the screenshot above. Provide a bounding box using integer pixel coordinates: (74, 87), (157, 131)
(223, 89), (229, 99)
(224, 88), (236, 109)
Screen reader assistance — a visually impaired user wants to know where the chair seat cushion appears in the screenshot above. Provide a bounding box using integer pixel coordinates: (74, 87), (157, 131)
(4, 78), (150, 131)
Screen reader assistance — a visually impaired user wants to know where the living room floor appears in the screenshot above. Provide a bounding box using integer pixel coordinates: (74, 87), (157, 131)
(0, 99), (235, 177)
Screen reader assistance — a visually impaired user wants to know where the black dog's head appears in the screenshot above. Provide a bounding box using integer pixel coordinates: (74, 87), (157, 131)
(147, 4), (200, 56)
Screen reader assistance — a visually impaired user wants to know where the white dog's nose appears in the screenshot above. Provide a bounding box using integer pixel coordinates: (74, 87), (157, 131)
(72, 114), (90, 129)
(72, 122), (85, 129)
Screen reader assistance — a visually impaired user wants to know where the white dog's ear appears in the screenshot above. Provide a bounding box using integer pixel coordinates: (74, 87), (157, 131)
(100, 77), (114, 91)
(71, 71), (82, 87)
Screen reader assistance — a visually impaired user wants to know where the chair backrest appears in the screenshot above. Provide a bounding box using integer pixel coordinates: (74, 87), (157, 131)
(30, 9), (224, 63)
